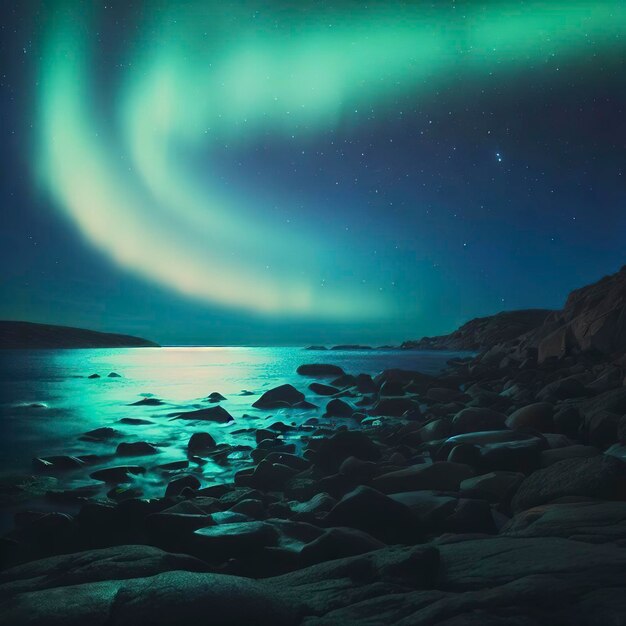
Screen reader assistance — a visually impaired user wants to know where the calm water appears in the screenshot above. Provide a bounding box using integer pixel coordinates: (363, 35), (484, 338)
(0, 347), (466, 509)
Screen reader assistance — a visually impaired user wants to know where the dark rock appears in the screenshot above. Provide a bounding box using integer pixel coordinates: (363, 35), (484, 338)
(173, 406), (234, 423)
(452, 408), (508, 434)
(299, 527), (385, 565)
(206, 392), (226, 402)
(156, 460), (190, 471)
(165, 475), (201, 497)
(80, 427), (122, 442)
(33, 456), (86, 471)
(370, 397), (421, 419)
(307, 430), (380, 472)
(540, 444), (600, 467)
(90, 466), (146, 483)
(252, 384), (305, 409)
(187, 432), (217, 453)
(193, 521), (280, 558)
(309, 382), (340, 396)
(324, 398), (354, 418)
(506, 402), (555, 432)
(116, 441), (159, 456)
(503, 500), (626, 543)
(373, 462), (474, 493)
(297, 363), (345, 377)
(512, 455), (626, 512)
(537, 376), (588, 401)
(119, 417), (154, 425)
(88, 374), (100, 379)
(107, 372), (122, 378)
(460, 471), (524, 503)
(323, 486), (420, 542)
(129, 397), (164, 406)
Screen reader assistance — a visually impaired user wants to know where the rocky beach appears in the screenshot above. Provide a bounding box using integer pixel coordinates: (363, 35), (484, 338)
(1, 265), (626, 625)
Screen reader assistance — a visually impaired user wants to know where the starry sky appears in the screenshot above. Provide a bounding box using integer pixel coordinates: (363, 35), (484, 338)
(1, 1), (625, 345)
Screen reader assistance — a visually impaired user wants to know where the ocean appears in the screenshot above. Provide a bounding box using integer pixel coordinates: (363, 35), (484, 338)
(0, 346), (469, 526)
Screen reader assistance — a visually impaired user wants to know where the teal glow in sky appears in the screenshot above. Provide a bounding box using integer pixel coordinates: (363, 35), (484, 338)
(36, 1), (626, 328)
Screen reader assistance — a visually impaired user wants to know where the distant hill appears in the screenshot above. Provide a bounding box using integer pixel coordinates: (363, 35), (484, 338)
(402, 309), (553, 352)
(0, 321), (159, 349)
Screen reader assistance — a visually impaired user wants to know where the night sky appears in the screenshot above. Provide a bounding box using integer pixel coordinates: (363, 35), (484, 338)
(1, 1), (625, 345)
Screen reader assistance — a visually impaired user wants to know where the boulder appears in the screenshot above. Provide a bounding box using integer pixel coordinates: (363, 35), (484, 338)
(187, 432), (217, 453)
(309, 383), (339, 396)
(90, 466), (145, 484)
(373, 462), (474, 493)
(323, 398), (354, 418)
(173, 406), (234, 423)
(452, 408), (508, 434)
(299, 527), (385, 565)
(296, 364), (345, 377)
(512, 455), (626, 512)
(323, 486), (419, 542)
(506, 402), (555, 432)
(116, 442), (159, 456)
(252, 384), (305, 409)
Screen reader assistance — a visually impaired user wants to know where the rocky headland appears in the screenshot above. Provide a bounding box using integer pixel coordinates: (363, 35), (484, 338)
(0, 321), (159, 349)
(1, 266), (626, 624)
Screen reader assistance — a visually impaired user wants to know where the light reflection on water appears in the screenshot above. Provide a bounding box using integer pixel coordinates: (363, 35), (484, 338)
(0, 347), (467, 500)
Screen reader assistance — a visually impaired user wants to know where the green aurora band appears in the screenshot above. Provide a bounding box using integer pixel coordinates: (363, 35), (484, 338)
(38, 1), (626, 319)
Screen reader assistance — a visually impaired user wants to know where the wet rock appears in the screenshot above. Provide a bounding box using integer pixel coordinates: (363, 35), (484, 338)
(331, 374), (357, 388)
(119, 417), (154, 425)
(187, 432), (217, 453)
(506, 402), (555, 432)
(379, 380), (406, 396)
(309, 382), (340, 396)
(165, 475), (201, 497)
(445, 497), (497, 534)
(173, 406), (234, 423)
(355, 374), (376, 393)
(323, 398), (354, 418)
(297, 363), (345, 377)
(388, 491), (457, 527)
(373, 462), (474, 493)
(116, 441), (159, 456)
(87, 373), (100, 379)
(107, 486), (143, 502)
(107, 372), (121, 378)
(206, 392), (226, 402)
(129, 397), (164, 406)
(307, 430), (381, 472)
(90, 466), (146, 484)
(252, 384), (305, 409)
(512, 455), (626, 512)
(80, 427), (122, 442)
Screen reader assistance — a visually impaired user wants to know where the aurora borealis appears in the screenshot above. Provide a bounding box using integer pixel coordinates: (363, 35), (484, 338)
(2, 1), (626, 343)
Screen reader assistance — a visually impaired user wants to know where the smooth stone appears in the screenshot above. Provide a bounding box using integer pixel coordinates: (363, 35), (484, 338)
(460, 471), (525, 503)
(299, 527), (385, 565)
(296, 364), (345, 377)
(129, 397), (164, 406)
(309, 382), (340, 396)
(373, 462), (474, 494)
(187, 432), (217, 453)
(165, 475), (201, 497)
(116, 442), (159, 456)
(506, 402), (555, 432)
(80, 427), (122, 441)
(452, 408), (508, 435)
(206, 392), (226, 402)
(323, 398), (354, 418)
(252, 384), (305, 409)
(541, 445), (600, 467)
